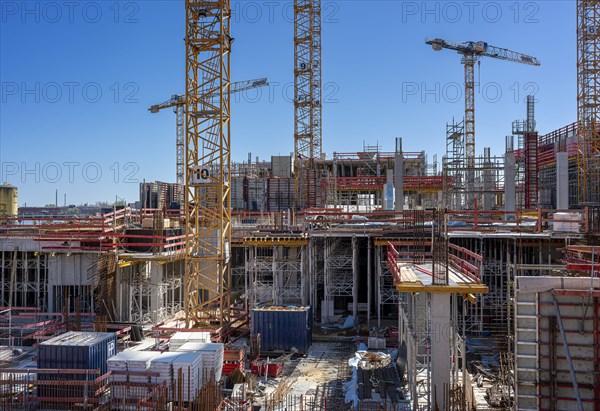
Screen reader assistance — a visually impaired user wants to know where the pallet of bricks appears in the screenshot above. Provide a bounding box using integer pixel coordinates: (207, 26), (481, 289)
(222, 346), (245, 376)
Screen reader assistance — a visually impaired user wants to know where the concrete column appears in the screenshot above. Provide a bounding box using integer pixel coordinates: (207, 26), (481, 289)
(504, 151), (516, 214)
(272, 246), (281, 305)
(244, 246), (249, 313)
(394, 148), (404, 212)
(115, 265), (123, 321)
(367, 240), (372, 329)
(352, 237), (359, 318)
(376, 245), (382, 328)
(248, 246), (255, 307)
(384, 169), (395, 211)
(398, 300), (403, 345)
(150, 262), (164, 323)
(556, 151), (569, 209)
(431, 293), (451, 411)
(1, 251), (4, 308)
(301, 244), (308, 306)
(309, 239), (315, 308)
(483, 147), (494, 211)
(408, 329), (417, 411)
(322, 239), (332, 322)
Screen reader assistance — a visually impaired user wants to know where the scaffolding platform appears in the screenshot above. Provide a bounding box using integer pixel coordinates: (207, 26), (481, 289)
(391, 263), (488, 293)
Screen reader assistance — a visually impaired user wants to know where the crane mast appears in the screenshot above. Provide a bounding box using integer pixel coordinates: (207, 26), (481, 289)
(184, 0), (232, 332)
(577, 0), (600, 205)
(294, 0), (322, 209)
(463, 53), (476, 170)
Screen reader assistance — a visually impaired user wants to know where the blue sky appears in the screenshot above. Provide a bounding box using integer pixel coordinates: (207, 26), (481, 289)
(0, 1), (575, 206)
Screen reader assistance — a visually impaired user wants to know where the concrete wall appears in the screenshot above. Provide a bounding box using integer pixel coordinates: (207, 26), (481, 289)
(48, 254), (97, 286)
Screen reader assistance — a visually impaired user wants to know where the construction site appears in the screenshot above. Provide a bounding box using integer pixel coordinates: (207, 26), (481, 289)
(0, 1), (599, 410)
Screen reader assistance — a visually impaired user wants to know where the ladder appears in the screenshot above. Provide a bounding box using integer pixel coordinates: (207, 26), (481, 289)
(514, 281), (539, 411)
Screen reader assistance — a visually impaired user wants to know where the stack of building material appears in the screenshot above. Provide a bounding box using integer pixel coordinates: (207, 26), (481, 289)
(149, 352), (182, 386)
(174, 342), (224, 383)
(553, 212), (581, 233)
(172, 352), (203, 401)
(176, 341), (207, 352)
(108, 351), (160, 400)
(198, 343), (224, 383)
(222, 347), (245, 376)
(149, 351), (203, 401)
(169, 331), (211, 350)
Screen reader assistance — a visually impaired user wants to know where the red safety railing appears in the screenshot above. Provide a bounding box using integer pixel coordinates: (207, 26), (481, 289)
(386, 242), (483, 284)
(1, 208), (187, 253)
(386, 242), (402, 283)
(563, 245), (600, 275)
(448, 243), (483, 283)
(332, 151), (425, 161)
(333, 175), (454, 191)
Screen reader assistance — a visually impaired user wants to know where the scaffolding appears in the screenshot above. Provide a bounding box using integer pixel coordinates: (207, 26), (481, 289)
(512, 96), (539, 209)
(126, 261), (183, 324)
(0, 248), (48, 310)
(375, 245), (399, 328)
(326, 150), (444, 211)
(294, 0), (322, 209)
(443, 125), (504, 210)
(444, 119), (466, 209)
(323, 238), (354, 299)
(246, 245), (304, 306)
(577, 0), (600, 205)
(538, 122), (578, 208)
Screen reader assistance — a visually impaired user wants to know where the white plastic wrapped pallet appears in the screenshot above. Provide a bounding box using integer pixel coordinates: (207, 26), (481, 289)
(174, 342), (224, 383)
(169, 331), (212, 350)
(108, 351), (161, 400)
(172, 352), (203, 400)
(149, 351), (203, 401)
(553, 212), (581, 233)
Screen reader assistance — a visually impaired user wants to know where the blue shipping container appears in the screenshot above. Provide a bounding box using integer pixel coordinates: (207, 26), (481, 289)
(38, 331), (117, 377)
(251, 306), (312, 354)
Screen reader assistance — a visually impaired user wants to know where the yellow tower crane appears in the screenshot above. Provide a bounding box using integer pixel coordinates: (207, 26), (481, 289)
(294, 0), (322, 209)
(149, 78), (268, 186)
(426, 38), (540, 200)
(184, 0), (232, 333)
(577, 0), (600, 205)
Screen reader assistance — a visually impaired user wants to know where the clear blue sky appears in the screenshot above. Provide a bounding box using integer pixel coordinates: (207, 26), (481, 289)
(0, 1), (575, 206)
